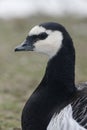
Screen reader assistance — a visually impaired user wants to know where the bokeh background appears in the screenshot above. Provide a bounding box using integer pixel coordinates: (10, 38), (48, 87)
(0, 0), (87, 129)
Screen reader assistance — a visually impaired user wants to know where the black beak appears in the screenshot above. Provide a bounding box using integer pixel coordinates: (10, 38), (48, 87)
(14, 40), (34, 52)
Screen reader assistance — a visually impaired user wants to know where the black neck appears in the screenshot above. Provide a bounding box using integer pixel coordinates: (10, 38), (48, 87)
(43, 40), (76, 98)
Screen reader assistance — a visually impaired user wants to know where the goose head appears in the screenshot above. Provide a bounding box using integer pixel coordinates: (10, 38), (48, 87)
(15, 22), (74, 59)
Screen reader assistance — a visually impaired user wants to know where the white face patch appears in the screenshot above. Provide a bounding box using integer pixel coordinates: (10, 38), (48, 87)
(47, 104), (86, 130)
(29, 25), (52, 36)
(29, 26), (46, 36)
(29, 25), (63, 58)
(34, 31), (63, 58)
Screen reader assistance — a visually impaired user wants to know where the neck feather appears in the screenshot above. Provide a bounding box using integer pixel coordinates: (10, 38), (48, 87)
(44, 42), (76, 96)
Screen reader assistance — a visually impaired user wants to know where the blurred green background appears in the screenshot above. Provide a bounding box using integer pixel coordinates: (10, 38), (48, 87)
(0, 16), (87, 129)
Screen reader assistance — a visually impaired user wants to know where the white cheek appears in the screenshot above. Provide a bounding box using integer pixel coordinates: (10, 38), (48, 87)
(34, 31), (63, 58)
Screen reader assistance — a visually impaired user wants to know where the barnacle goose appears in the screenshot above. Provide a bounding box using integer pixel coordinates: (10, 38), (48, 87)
(15, 22), (87, 130)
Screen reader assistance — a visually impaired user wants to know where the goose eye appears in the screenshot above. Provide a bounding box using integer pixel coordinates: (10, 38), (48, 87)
(38, 33), (48, 40)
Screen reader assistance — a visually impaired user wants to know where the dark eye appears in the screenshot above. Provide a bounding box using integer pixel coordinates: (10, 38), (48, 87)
(38, 33), (48, 40)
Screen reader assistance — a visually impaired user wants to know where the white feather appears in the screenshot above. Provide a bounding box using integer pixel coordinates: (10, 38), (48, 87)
(29, 25), (46, 36)
(47, 104), (86, 130)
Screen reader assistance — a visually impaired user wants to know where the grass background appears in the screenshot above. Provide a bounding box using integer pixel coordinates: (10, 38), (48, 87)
(0, 16), (87, 129)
